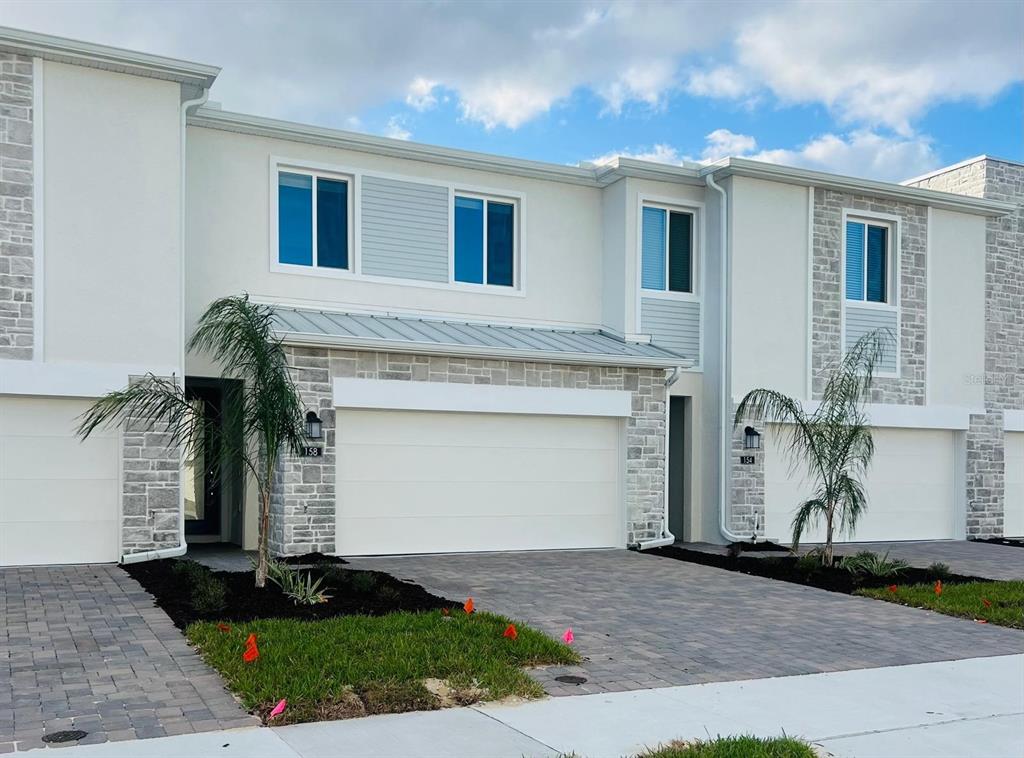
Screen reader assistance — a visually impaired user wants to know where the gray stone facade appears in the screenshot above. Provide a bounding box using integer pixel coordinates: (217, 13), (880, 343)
(910, 158), (1024, 537)
(811, 188), (928, 405)
(270, 347), (668, 555)
(120, 379), (182, 555)
(0, 52), (34, 360)
(730, 423), (765, 538)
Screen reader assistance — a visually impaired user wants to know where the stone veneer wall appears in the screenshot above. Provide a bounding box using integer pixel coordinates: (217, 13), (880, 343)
(730, 420), (765, 538)
(811, 189), (928, 405)
(271, 347), (668, 555)
(120, 379), (182, 554)
(0, 52), (34, 360)
(911, 158), (1024, 537)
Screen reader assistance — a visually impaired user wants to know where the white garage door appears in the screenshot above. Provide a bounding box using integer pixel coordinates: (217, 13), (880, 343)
(336, 409), (623, 555)
(764, 427), (956, 543)
(0, 397), (120, 566)
(1005, 432), (1024, 538)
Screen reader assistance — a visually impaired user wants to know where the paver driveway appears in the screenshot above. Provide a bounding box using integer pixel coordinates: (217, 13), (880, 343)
(347, 549), (1024, 697)
(0, 565), (257, 752)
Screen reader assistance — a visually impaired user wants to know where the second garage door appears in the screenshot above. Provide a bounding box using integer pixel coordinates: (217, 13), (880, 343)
(1005, 432), (1024, 538)
(335, 409), (623, 555)
(764, 427), (956, 543)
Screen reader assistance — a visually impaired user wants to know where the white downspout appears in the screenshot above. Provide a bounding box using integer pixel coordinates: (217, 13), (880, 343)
(122, 87), (209, 565)
(637, 366), (685, 550)
(705, 171), (746, 544)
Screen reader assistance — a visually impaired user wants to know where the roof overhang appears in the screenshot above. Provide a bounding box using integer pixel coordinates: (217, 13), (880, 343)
(0, 26), (219, 94)
(271, 307), (692, 369)
(701, 157), (1014, 217)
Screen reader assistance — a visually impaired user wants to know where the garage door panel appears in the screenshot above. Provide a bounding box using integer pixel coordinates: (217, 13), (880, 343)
(338, 515), (619, 555)
(1006, 433), (1024, 538)
(336, 408), (623, 555)
(765, 428), (955, 544)
(0, 479), (118, 522)
(337, 412), (616, 450)
(338, 481), (619, 519)
(338, 444), (619, 484)
(0, 435), (117, 479)
(0, 397), (120, 566)
(0, 521), (118, 566)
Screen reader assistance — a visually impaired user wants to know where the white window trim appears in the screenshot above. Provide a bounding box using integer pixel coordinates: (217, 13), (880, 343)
(268, 156), (526, 298)
(270, 160), (356, 276)
(449, 185), (524, 292)
(637, 197), (701, 301)
(634, 194), (705, 371)
(840, 208), (901, 379)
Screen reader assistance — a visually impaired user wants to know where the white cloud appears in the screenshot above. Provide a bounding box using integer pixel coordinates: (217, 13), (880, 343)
(701, 128), (756, 162)
(405, 77), (439, 111)
(590, 129), (938, 182)
(0, 1), (1017, 135)
(382, 116), (411, 141)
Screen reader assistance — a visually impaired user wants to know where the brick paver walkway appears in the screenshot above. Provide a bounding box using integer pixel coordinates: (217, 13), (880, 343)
(347, 549), (1024, 697)
(0, 565), (257, 752)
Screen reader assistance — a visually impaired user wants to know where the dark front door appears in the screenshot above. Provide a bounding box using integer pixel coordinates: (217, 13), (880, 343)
(184, 380), (223, 537)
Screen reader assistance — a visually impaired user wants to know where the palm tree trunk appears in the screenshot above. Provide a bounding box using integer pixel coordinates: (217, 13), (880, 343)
(256, 487), (271, 588)
(824, 506), (835, 567)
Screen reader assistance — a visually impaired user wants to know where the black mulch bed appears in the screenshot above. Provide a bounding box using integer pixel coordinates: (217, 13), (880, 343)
(975, 537), (1024, 549)
(124, 557), (458, 630)
(648, 544), (987, 595)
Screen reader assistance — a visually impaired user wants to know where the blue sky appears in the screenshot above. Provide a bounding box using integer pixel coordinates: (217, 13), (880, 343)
(3, 0), (1021, 182)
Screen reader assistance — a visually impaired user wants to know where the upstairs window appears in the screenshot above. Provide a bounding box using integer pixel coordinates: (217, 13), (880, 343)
(641, 205), (693, 293)
(454, 194), (516, 287)
(278, 170), (350, 270)
(845, 219), (891, 303)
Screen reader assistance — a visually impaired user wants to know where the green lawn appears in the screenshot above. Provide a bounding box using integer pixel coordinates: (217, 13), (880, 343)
(641, 736), (815, 758)
(188, 611), (579, 724)
(857, 580), (1024, 628)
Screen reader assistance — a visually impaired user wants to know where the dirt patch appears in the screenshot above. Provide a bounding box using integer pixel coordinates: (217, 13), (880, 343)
(648, 545), (986, 594)
(124, 558), (458, 630)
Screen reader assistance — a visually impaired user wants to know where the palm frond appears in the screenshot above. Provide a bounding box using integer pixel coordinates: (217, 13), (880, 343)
(791, 497), (827, 551)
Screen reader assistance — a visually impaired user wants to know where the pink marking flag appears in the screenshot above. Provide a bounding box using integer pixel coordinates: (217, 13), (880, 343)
(562, 628), (574, 644)
(268, 699), (287, 719)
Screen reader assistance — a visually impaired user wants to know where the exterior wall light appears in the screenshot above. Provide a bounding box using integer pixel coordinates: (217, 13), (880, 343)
(743, 425), (761, 450)
(305, 411), (323, 440)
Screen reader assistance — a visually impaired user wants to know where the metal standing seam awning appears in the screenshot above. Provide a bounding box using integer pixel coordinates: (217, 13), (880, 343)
(270, 307), (692, 369)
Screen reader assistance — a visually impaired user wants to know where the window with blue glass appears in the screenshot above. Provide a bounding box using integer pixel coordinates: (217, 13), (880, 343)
(845, 219), (890, 303)
(278, 170), (349, 270)
(454, 194), (516, 287)
(641, 205), (693, 293)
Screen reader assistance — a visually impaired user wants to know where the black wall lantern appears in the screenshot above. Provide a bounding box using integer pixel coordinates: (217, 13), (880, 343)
(743, 425), (761, 450)
(305, 411), (323, 440)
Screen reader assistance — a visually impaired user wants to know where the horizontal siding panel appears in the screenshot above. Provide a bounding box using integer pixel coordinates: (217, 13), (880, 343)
(361, 176), (450, 283)
(641, 297), (701, 364)
(845, 305), (898, 373)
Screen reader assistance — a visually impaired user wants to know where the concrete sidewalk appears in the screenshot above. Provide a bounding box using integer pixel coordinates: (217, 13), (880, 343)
(27, 655), (1024, 758)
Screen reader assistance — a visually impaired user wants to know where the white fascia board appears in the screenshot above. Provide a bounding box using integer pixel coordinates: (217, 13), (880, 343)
(0, 360), (179, 399)
(703, 158), (1014, 217)
(1004, 410), (1024, 432)
(0, 26), (219, 89)
(282, 332), (691, 369)
(334, 377), (632, 417)
(740, 400), (976, 431)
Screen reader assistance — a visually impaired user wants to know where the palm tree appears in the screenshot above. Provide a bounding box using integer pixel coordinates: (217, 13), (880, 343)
(77, 295), (305, 587)
(734, 329), (892, 566)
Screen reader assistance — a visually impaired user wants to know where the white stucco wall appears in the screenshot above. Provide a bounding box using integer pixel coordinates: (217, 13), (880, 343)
(927, 208), (986, 408)
(730, 176), (810, 401)
(42, 61), (182, 369)
(184, 126), (606, 340)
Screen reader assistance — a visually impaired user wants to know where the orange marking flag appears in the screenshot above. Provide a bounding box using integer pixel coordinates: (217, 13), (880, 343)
(463, 598), (475, 614)
(887, 585), (898, 594)
(243, 644), (259, 663)
(934, 580), (943, 596)
(503, 624), (518, 640)
(982, 598), (993, 608)
(217, 623), (231, 633)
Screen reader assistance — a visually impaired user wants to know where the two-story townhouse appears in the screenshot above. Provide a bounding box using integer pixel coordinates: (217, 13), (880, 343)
(0, 27), (1018, 567)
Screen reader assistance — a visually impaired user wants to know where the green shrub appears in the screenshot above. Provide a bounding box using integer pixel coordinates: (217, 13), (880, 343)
(172, 559), (227, 614)
(839, 550), (909, 578)
(928, 561), (952, 579)
(795, 550), (824, 575)
(349, 571), (378, 593)
(266, 559), (331, 605)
